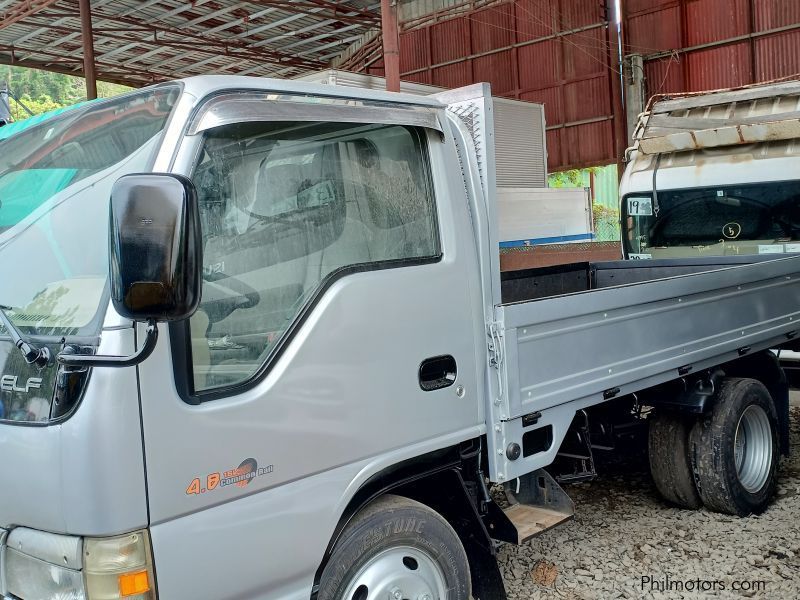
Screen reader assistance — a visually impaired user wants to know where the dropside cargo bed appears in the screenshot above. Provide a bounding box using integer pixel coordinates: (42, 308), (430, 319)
(488, 255), (800, 481)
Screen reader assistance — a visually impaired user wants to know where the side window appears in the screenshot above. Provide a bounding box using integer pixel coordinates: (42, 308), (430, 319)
(189, 122), (439, 393)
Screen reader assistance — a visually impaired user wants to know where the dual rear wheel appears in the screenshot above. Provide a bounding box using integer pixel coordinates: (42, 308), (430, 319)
(649, 377), (780, 516)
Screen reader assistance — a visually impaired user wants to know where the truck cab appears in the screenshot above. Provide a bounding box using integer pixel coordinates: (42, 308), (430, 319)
(0, 76), (497, 600)
(620, 81), (800, 261)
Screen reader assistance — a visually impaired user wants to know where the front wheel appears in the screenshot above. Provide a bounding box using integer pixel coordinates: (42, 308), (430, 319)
(317, 495), (471, 600)
(690, 378), (779, 516)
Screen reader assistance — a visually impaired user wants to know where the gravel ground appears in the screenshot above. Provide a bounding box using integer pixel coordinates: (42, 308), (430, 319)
(498, 398), (800, 600)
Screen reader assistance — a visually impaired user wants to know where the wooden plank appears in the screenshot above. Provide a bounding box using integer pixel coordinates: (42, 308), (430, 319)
(503, 503), (573, 544)
(638, 119), (800, 154)
(644, 110), (800, 135)
(651, 81), (800, 114)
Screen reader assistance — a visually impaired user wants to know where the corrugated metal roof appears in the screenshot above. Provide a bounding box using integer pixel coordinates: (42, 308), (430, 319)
(0, 0), (382, 86)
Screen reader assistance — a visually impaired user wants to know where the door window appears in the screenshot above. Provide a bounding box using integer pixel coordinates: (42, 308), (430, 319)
(188, 122), (439, 392)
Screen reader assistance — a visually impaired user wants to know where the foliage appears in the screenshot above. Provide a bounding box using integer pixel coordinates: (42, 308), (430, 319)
(548, 169), (585, 188)
(9, 94), (64, 118)
(1, 66), (130, 120)
(548, 166), (603, 189)
(592, 203), (621, 242)
(592, 202), (619, 223)
(1, 65), (78, 105)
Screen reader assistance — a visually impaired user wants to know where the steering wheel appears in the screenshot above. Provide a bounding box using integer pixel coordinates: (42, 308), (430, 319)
(201, 272), (260, 324)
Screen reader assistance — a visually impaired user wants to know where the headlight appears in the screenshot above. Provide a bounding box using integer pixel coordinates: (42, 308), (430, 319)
(84, 530), (155, 599)
(4, 547), (85, 600)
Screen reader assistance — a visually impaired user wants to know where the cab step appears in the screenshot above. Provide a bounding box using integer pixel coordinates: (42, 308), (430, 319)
(485, 469), (574, 545)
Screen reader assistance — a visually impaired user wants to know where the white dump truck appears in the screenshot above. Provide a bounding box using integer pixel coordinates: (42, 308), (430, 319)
(0, 77), (795, 599)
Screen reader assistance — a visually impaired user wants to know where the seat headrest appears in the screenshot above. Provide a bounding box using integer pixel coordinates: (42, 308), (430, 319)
(253, 162), (303, 216)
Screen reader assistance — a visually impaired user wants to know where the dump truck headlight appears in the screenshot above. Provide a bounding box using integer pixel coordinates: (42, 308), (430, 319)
(84, 530), (155, 599)
(4, 546), (85, 599)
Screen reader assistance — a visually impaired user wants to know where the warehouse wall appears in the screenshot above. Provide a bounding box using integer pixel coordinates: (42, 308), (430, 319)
(350, 0), (624, 173)
(626, 0), (800, 98)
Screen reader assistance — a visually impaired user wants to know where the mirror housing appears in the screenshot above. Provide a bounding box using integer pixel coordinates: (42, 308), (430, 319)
(109, 173), (202, 322)
(57, 174), (202, 369)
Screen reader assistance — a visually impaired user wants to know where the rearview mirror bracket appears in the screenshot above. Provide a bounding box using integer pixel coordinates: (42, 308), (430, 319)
(56, 320), (158, 368)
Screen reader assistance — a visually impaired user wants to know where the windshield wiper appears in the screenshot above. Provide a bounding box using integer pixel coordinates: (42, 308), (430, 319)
(0, 304), (51, 368)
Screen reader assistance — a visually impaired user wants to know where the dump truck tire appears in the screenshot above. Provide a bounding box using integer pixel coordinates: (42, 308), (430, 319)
(690, 378), (779, 516)
(648, 411), (702, 509)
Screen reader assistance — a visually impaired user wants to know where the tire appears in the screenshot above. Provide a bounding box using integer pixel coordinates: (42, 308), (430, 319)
(318, 494), (471, 600)
(689, 378), (779, 516)
(648, 411), (702, 509)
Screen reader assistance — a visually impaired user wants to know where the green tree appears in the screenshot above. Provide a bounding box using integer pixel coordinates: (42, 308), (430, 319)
(548, 168), (586, 188)
(10, 94), (64, 117)
(2, 66), (130, 120)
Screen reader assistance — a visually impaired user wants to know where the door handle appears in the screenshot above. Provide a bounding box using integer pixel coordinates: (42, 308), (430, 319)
(419, 355), (457, 391)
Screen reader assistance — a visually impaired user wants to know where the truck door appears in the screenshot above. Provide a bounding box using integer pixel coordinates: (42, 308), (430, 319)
(135, 96), (483, 598)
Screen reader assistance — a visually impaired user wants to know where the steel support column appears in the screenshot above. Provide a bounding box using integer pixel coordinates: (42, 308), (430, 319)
(607, 0), (626, 178)
(380, 0), (400, 91)
(78, 0), (98, 99)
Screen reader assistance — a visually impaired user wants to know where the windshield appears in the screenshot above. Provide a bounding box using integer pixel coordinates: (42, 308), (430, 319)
(623, 181), (800, 259)
(0, 86), (179, 338)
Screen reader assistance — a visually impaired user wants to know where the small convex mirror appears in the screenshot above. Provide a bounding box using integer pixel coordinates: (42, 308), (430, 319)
(109, 173), (202, 322)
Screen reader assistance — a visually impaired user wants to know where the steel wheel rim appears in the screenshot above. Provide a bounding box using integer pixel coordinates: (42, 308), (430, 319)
(734, 404), (773, 493)
(340, 545), (448, 600)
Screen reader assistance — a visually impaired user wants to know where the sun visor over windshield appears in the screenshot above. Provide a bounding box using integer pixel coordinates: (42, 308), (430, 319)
(187, 92), (443, 135)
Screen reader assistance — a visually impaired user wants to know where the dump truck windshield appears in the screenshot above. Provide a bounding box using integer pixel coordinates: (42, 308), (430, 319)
(0, 86), (179, 338)
(623, 180), (800, 259)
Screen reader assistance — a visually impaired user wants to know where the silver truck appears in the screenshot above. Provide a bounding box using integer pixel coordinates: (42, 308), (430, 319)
(0, 76), (796, 600)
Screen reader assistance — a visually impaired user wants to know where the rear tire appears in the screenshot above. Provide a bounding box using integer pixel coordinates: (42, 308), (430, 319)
(689, 378), (779, 516)
(648, 411), (702, 509)
(318, 494), (471, 600)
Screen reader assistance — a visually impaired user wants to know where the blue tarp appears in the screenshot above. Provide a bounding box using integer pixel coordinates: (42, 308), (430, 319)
(0, 169), (78, 227)
(0, 100), (92, 142)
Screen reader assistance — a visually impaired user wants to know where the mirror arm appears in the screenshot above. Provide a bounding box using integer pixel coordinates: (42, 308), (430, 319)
(57, 320), (159, 368)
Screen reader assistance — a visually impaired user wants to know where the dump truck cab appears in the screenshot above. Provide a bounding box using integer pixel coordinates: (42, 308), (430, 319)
(620, 81), (800, 261)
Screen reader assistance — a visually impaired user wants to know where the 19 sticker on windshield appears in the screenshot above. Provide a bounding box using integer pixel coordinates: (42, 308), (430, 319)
(628, 197), (653, 216)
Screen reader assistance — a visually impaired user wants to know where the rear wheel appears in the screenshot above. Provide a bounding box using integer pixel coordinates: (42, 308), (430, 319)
(318, 495), (471, 600)
(648, 411), (702, 509)
(690, 378), (779, 516)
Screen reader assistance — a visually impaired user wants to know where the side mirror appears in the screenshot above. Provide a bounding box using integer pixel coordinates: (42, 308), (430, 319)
(57, 173), (202, 369)
(109, 173), (202, 322)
